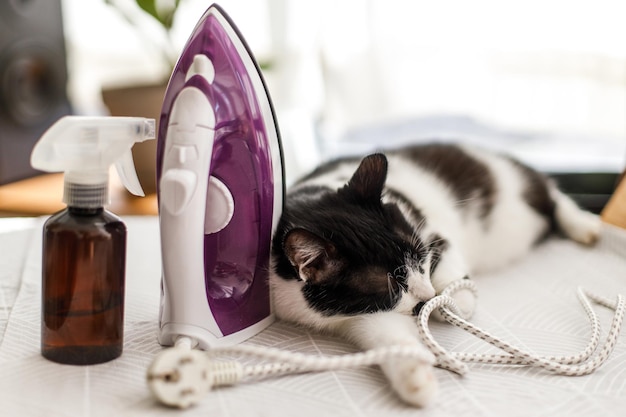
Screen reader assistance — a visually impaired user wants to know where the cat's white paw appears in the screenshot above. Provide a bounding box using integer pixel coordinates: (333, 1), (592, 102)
(432, 287), (476, 321)
(382, 358), (438, 407)
(563, 211), (602, 245)
(553, 191), (602, 245)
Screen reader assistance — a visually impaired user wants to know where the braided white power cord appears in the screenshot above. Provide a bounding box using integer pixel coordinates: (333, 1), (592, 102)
(147, 281), (624, 408)
(416, 280), (625, 376)
(147, 340), (433, 407)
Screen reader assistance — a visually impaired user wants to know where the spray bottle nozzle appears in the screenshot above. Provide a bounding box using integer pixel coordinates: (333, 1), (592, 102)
(31, 116), (156, 207)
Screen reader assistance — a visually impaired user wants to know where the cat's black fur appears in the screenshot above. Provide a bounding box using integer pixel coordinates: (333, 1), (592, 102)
(273, 154), (426, 315)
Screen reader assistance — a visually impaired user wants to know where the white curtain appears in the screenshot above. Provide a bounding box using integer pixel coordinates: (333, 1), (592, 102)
(266, 0), (626, 180)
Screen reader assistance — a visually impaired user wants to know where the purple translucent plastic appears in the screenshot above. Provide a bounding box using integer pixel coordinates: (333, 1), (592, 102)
(157, 5), (281, 336)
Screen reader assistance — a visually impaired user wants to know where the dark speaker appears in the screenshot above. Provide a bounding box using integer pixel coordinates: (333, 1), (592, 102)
(0, 0), (71, 185)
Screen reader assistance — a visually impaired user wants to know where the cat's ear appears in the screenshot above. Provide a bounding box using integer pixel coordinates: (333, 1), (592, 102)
(284, 228), (343, 285)
(343, 153), (388, 203)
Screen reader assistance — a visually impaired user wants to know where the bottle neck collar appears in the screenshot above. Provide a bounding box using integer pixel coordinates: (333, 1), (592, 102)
(68, 206), (104, 216)
(63, 179), (109, 209)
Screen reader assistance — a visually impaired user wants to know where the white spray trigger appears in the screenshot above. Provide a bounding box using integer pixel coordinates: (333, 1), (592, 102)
(31, 116), (156, 208)
(115, 150), (145, 196)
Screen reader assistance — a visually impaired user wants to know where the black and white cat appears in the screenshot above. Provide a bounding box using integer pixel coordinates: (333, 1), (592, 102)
(269, 143), (601, 406)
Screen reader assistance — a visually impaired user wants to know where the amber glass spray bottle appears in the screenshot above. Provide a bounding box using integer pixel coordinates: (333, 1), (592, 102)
(31, 116), (155, 365)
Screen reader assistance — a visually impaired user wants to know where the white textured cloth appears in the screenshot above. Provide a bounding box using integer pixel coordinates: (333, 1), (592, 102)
(0, 216), (624, 416)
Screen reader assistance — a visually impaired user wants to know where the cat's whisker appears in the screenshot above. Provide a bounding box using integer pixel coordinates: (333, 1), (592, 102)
(386, 274), (398, 302)
(427, 239), (447, 250)
(414, 217), (427, 233)
(411, 230), (423, 251)
(452, 195), (483, 207)
(428, 245), (445, 254)
(413, 220), (427, 244)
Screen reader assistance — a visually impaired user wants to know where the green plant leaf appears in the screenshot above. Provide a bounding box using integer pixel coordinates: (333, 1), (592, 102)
(135, 0), (160, 23)
(136, 0), (180, 30)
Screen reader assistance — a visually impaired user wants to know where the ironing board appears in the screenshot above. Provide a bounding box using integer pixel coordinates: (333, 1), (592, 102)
(1, 216), (625, 416)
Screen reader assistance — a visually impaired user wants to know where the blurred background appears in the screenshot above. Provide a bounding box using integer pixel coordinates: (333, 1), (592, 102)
(1, 0), (625, 215)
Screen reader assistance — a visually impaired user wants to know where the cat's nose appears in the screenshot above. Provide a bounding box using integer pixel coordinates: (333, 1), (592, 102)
(422, 285), (437, 300)
(408, 271), (436, 301)
(413, 280), (436, 301)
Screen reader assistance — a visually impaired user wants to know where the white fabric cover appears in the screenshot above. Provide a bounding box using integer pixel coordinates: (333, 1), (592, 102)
(0, 216), (624, 416)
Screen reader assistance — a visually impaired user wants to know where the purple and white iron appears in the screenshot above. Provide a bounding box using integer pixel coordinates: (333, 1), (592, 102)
(156, 4), (284, 349)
